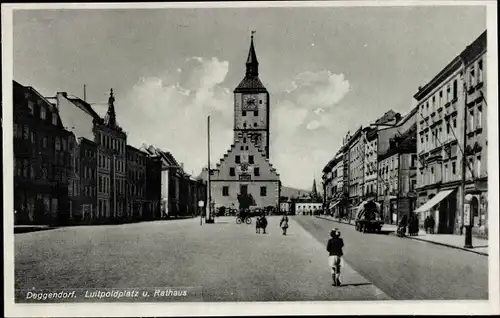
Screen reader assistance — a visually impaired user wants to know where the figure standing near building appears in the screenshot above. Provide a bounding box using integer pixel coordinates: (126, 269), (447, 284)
(280, 213), (289, 235)
(428, 214), (435, 234)
(327, 228), (344, 287)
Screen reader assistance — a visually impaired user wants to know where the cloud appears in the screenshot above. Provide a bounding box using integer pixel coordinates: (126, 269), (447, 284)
(117, 57), (233, 175)
(117, 64), (351, 189)
(270, 70), (351, 188)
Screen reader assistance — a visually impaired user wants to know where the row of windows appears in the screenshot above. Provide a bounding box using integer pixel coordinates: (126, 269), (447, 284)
(242, 110), (259, 117)
(14, 123), (71, 152)
(234, 155), (254, 164)
(296, 205), (321, 210)
(98, 199), (110, 218)
(97, 155), (126, 173)
(97, 132), (125, 154)
(14, 159), (68, 183)
(419, 116), (459, 153)
(127, 152), (147, 165)
(129, 184), (145, 197)
(419, 59), (483, 118)
(229, 167), (260, 177)
(467, 104), (484, 133)
(98, 175), (111, 194)
(26, 100), (59, 125)
(242, 122), (260, 128)
(222, 186), (267, 197)
(82, 166), (96, 180)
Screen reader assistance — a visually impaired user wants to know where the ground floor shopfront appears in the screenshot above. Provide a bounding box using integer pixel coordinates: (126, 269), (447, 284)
(415, 182), (460, 235)
(14, 181), (69, 226)
(464, 177), (488, 239)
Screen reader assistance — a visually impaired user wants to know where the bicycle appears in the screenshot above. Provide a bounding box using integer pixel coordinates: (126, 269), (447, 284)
(236, 216), (252, 224)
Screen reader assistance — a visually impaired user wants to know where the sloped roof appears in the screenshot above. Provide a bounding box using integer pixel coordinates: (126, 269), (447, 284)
(234, 76), (267, 92)
(57, 93), (99, 141)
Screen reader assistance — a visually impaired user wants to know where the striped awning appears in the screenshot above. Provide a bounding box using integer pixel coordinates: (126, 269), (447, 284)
(414, 189), (455, 213)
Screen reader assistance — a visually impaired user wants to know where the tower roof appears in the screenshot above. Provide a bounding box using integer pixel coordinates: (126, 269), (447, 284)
(104, 88), (121, 130)
(246, 34), (259, 76)
(235, 32), (267, 93)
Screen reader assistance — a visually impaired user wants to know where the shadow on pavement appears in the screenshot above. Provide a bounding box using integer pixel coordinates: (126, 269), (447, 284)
(340, 282), (373, 287)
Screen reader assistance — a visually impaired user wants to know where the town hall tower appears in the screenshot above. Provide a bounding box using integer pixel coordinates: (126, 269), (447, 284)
(209, 33), (280, 212)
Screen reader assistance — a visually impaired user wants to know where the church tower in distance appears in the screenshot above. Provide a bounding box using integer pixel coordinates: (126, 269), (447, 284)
(210, 33), (280, 213)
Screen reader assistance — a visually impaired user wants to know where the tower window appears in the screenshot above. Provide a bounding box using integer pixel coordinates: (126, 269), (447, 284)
(242, 111), (246, 117)
(235, 155), (241, 164)
(260, 186), (267, 197)
(230, 167), (235, 176)
(259, 100), (262, 104)
(254, 167), (260, 176)
(254, 111), (258, 116)
(243, 138), (246, 143)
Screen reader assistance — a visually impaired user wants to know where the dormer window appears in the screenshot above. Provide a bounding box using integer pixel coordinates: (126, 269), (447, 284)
(40, 106), (46, 120)
(28, 101), (34, 115)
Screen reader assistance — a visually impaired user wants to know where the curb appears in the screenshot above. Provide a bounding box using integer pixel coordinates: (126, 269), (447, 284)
(389, 232), (489, 257)
(316, 216), (489, 257)
(315, 215), (355, 226)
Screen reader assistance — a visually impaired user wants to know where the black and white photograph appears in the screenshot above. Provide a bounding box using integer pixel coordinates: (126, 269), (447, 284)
(2, 1), (499, 316)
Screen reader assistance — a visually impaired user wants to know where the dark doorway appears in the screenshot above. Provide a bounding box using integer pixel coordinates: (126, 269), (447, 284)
(240, 184), (248, 196)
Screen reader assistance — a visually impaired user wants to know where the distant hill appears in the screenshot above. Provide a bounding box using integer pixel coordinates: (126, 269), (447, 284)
(281, 186), (310, 199)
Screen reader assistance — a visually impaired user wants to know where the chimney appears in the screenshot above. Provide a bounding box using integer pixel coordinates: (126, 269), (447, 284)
(395, 113), (402, 123)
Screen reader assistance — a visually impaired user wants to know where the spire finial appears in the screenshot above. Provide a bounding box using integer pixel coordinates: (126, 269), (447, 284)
(109, 88), (115, 104)
(246, 31), (259, 77)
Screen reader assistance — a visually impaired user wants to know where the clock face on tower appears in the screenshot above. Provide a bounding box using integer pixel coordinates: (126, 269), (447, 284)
(242, 94), (259, 110)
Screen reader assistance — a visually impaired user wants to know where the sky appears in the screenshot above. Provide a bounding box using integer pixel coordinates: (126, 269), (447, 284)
(12, 5), (487, 190)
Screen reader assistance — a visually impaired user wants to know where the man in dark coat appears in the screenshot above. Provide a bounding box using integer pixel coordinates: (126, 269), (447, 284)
(327, 228), (344, 286)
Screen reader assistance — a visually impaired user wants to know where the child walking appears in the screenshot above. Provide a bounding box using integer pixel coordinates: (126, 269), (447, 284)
(327, 228), (344, 286)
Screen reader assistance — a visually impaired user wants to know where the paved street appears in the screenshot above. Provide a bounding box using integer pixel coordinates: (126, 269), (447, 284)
(15, 216), (390, 302)
(295, 216), (488, 300)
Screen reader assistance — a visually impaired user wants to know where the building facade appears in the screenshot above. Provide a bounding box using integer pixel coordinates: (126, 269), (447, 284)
(294, 201), (323, 215)
(210, 35), (280, 212)
(461, 31), (488, 238)
(55, 89), (127, 224)
(143, 150), (162, 220)
(347, 127), (363, 219)
(376, 107), (418, 224)
(13, 81), (73, 225)
(377, 123), (417, 224)
(74, 137), (97, 223)
(413, 31), (486, 236)
(363, 127), (378, 200)
(126, 145), (148, 220)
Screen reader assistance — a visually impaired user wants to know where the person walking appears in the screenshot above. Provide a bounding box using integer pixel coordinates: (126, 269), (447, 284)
(327, 228), (344, 287)
(424, 215), (430, 234)
(398, 215), (408, 237)
(428, 214), (435, 234)
(280, 213), (289, 235)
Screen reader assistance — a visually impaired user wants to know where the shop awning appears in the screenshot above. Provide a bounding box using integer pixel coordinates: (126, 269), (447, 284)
(330, 201), (340, 208)
(414, 189), (455, 213)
